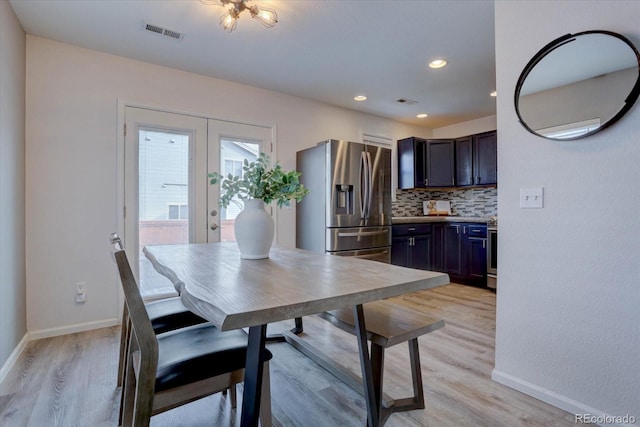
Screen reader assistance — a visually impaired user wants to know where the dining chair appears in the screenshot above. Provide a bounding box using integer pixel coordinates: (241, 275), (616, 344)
(113, 240), (273, 426)
(111, 233), (207, 389)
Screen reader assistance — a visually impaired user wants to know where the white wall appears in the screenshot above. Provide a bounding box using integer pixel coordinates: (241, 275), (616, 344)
(494, 1), (640, 423)
(24, 36), (431, 335)
(433, 115), (497, 138)
(0, 0), (27, 375)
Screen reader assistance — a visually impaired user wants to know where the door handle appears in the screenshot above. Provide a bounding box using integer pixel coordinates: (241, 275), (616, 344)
(210, 223), (218, 230)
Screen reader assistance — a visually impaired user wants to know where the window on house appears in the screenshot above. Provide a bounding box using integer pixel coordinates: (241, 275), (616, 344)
(224, 159), (244, 178)
(168, 203), (188, 220)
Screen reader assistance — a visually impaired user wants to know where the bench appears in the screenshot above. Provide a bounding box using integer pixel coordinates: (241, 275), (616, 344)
(283, 297), (444, 424)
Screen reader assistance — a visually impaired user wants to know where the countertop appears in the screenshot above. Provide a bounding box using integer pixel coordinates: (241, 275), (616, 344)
(392, 216), (490, 224)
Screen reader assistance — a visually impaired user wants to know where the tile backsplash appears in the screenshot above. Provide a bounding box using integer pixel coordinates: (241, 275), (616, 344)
(393, 187), (497, 217)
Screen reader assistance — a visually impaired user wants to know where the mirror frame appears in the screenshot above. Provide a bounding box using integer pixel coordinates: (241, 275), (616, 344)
(514, 30), (640, 141)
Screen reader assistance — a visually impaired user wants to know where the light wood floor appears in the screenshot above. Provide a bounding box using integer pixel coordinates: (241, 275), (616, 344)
(0, 284), (579, 426)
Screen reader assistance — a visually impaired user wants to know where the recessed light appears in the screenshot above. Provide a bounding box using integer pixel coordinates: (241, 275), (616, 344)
(429, 59), (447, 69)
(416, 113), (429, 119)
(490, 91), (497, 97)
(354, 95), (367, 102)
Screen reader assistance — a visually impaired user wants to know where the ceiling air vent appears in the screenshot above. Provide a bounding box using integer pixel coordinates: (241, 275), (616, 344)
(396, 98), (418, 105)
(144, 23), (185, 40)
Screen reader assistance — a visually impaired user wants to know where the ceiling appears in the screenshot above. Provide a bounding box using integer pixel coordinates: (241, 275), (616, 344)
(10, 0), (497, 129)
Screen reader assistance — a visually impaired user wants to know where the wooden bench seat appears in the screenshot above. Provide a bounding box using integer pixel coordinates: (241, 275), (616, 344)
(320, 298), (445, 348)
(318, 298), (444, 422)
(284, 297), (444, 424)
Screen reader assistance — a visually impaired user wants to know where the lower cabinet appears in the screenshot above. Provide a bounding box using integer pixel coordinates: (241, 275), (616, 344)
(392, 222), (487, 286)
(443, 224), (464, 277)
(391, 224), (433, 270)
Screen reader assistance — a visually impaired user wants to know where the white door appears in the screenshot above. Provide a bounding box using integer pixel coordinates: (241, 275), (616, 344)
(207, 120), (272, 243)
(124, 107), (272, 298)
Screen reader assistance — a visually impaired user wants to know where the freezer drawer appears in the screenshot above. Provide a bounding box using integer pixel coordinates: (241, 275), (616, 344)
(326, 226), (391, 252)
(329, 247), (391, 264)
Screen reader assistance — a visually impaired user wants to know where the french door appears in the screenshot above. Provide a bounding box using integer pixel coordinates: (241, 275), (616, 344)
(124, 107), (272, 297)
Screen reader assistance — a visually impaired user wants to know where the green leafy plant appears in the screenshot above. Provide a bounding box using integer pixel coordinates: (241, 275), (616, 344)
(208, 153), (309, 208)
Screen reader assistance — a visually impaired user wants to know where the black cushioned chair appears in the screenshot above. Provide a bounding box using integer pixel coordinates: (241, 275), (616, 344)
(111, 233), (208, 391)
(112, 238), (273, 426)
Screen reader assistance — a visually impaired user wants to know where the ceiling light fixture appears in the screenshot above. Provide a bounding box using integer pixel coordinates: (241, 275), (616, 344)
(201, 0), (278, 33)
(429, 59), (448, 69)
(416, 113), (429, 119)
(354, 95), (367, 102)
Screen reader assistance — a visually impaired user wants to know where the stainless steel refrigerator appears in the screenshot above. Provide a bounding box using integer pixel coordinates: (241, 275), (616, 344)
(296, 139), (392, 262)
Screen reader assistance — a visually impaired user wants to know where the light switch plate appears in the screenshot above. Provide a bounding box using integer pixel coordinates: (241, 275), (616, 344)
(520, 187), (544, 208)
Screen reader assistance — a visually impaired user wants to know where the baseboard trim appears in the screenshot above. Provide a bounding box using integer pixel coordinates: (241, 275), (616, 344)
(28, 318), (119, 341)
(0, 332), (29, 385)
(491, 369), (633, 427)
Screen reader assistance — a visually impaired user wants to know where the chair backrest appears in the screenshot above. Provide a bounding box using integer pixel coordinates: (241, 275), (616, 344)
(111, 234), (158, 371)
(111, 232), (124, 251)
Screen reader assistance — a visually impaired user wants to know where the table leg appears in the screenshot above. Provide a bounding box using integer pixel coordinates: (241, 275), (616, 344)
(353, 304), (380, 427)
(265, 317), (304, 343)
(240, 324), (267, 427)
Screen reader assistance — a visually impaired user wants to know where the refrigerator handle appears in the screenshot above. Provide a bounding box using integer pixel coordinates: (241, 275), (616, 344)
(366, 151), (373, 219)
(359, 152), (368, 219)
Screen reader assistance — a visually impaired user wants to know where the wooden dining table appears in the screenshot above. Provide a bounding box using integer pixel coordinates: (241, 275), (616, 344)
(143, 242), (449, 427)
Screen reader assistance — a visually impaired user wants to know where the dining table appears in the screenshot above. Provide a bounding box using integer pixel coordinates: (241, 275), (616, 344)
(143, 242), (449, 427)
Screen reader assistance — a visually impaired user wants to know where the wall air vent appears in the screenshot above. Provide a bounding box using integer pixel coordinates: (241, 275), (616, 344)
(396, 98), (418, 105)
(144, 23), (185, 40)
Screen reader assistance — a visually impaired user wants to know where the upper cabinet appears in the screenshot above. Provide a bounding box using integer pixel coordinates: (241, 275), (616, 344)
(397, 137), (427, 189)
(456, 130), (497, 187)
(397, 130), (497, 189)
(454, 136), (473, 186)
(397, 137), (457, 189)
(472, 131), (497, 186)
(426, 139), (455, 187)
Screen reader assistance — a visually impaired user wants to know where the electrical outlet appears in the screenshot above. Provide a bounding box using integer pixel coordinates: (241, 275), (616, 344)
(520, 187), (544, 209)
(75, 282), (87, 304)
(75, 282), (85, 294)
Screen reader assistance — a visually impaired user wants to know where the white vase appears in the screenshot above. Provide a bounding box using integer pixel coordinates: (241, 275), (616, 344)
(234, 199), (275, 259)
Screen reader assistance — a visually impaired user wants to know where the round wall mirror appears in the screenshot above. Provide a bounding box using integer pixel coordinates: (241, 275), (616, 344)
(515, 30), (640, 141)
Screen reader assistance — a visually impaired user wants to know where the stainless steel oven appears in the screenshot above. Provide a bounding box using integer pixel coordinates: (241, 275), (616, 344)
(487, 217), (497, 289)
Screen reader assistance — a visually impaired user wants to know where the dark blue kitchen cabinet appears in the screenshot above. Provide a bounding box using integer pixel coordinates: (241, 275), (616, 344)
(391, 224), (432, 270)
(432, 223), (444, 271)
(392, 221), (487, 286)
(465, 224), (487, 282)
(455, 130), (497, 187)
(399, 131), (496, 189)
(473, 131), (497, 186)
(455, 136), (474, 186)
(397, 137), (427, 189)
(426, 139), (455, 187)
(443, 224), (464, 276)
(440, 222), (487, 286)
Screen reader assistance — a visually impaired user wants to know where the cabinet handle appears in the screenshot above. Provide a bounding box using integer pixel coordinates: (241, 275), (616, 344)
(469, 177), (473, 185)
(408, 227), (416, 231)
(477, 176), (482, 183)
(483, 239), (486, 249)
(463, 226), (467, 235)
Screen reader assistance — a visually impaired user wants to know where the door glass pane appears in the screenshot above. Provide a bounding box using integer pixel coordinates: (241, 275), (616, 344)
(219, 138), (261, 242)
(139, 129), (190, 245)
(139, 128), (190, 297)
